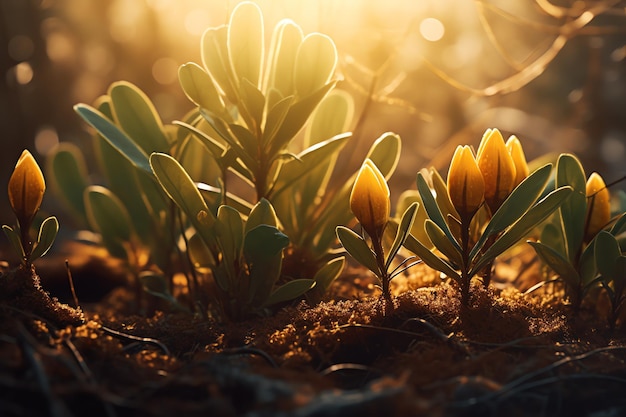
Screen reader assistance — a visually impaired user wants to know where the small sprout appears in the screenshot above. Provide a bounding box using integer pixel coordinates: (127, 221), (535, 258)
(8, 150), (46, 234)
(447, 145), (484, 222)
(350, 159), (390, 240)
(4, 150), (58, 266)
(476, 128), (517, 214)
(584, 172), (611, 243)
(505, 135), (530, 188)
(339, 159), (418, 313)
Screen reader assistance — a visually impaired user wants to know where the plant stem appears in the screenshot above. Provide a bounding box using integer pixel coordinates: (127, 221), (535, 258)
(460, 216), (471, 306)
(371, 231), (392, 314)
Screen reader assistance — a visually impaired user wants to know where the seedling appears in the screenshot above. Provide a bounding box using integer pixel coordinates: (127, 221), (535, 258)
(337, 159), (419, 312)
(3, 150), (58, 267)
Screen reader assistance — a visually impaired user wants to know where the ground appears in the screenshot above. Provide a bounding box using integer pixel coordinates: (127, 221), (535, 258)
(1, 246), (626, 417)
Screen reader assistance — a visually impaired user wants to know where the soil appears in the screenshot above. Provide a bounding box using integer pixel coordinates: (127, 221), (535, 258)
(1, 244), (626, 417)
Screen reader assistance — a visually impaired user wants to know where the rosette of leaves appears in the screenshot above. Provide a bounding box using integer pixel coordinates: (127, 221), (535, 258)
(404, 159), (572, 305)
(150, 153), (315, 321)
(528, 154), (626, 312)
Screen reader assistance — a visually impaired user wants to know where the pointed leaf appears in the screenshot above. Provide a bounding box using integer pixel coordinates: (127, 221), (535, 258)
(74, 104), (152, 173)
(263, 279), (316, 307)
(313, 256), (345, 292)
(386, 202), (418, 269)
(470, 186), (573, 276)
(29, 216), (59, 261)
(85, 186), (133, 242)
(416, 172), (461, 252)
(528, 241), (580, 290)
(245, 198), (278, 233)
(239, 78), (265, 129)
(2, 225), (25, 260)
(470, 164), (552, 260)
(403, 234), (461, 282)
(610, 212), (626, 236)
(425, 219), (462, 267)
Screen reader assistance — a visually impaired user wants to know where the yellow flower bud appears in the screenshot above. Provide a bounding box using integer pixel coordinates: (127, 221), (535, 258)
(350, 159), (390, 237)
(476, 128), (517, 214)
(8, 150), (46, 228)
(447, 145), (485, 220)
(505, 135), (529, 188)
(584, 172), (610, 242)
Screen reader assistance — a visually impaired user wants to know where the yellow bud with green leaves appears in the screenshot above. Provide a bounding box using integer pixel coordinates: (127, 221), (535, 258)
(584, 172), (610, 242)
(8, 150), (46, 229)
(447, 145), (485, 221)
(476, 128), (517, 214)
(350, 159), (390, 238)
(505, 135), (529, 188)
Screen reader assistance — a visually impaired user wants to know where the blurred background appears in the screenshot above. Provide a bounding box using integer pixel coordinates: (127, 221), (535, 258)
(1, 0), (626, 228)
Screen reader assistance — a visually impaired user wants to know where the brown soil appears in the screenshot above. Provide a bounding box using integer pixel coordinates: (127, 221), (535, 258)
(1, 249), (626, 417)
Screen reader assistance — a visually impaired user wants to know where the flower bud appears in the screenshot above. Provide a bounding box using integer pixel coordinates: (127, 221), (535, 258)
(447, 145), (485, 220)
(505, 135), (529, 188)
(584, 172), (610, 242)
(350, 159), (390, 237)
(8, 150), (46, 228)
(476, 128), (517, 214)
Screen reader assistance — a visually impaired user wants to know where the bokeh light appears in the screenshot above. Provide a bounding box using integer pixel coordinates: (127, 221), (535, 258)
(420, 18), (445, 42)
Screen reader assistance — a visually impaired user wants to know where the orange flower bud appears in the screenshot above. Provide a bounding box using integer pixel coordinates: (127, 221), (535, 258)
(505, 135), (529, 188)
(350, 159), (390, 237)
(584, 172), (610, 242)
(476, 128), (516, 214)
(447, 145), (485, 220)
(8, 150), (46, 228)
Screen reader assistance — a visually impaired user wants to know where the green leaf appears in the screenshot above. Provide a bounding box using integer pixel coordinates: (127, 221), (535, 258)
(294, 33), (337, 97)
(187, 233), (215, 269)
(239, 78), (265, 129)
(197, 182), (253, 215)
(215, 205), (244, 282)
(614, 256), (626, 300)
(109, 81), (170, 153)
(595, 231), (622, 281)
(270, 132), (351, 198)
(261, 95), (295, 146)
(470, 186), (573, 276)
(470, 164), (552, 260)
(265, 19), (303, 99)
(403, 234), (461, 282)
(244, 224), (289, 305)
(140, 272), (188, 311)
(227, 1), (263, 88)
(178, 62), (226, 117)
(336, 226), (379, 276)
(263, 279), (316, 307)
(366, 132), (401, 180)
(304, 90), (353, 148)
(313, 256), (345, 292)
(556, 154), (586, 261)
(45, 143), (89, 225)
(201, 26), (238, 103)
(424, 220), (462, 267)
(386, 202), (419, 269)
(528, 241), (580, 290)
(74, 104), (152, 174)
(416, 172), (461, 253)
(200, 110), (258, 172)
(2, 225), (25, 260)
(29, 216), (59, 261)
(85, 186), (133, 242)
(245, 198), (278, 234)
(269, 81), (336, 157)
(610, 212), (626, 236)
(150, 153), (217, 251)
(578, 237), (598, 285)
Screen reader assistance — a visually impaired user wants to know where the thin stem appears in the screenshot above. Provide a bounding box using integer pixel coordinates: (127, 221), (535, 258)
(460, 216), (472, 306)
(371, 229), (392, 314)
